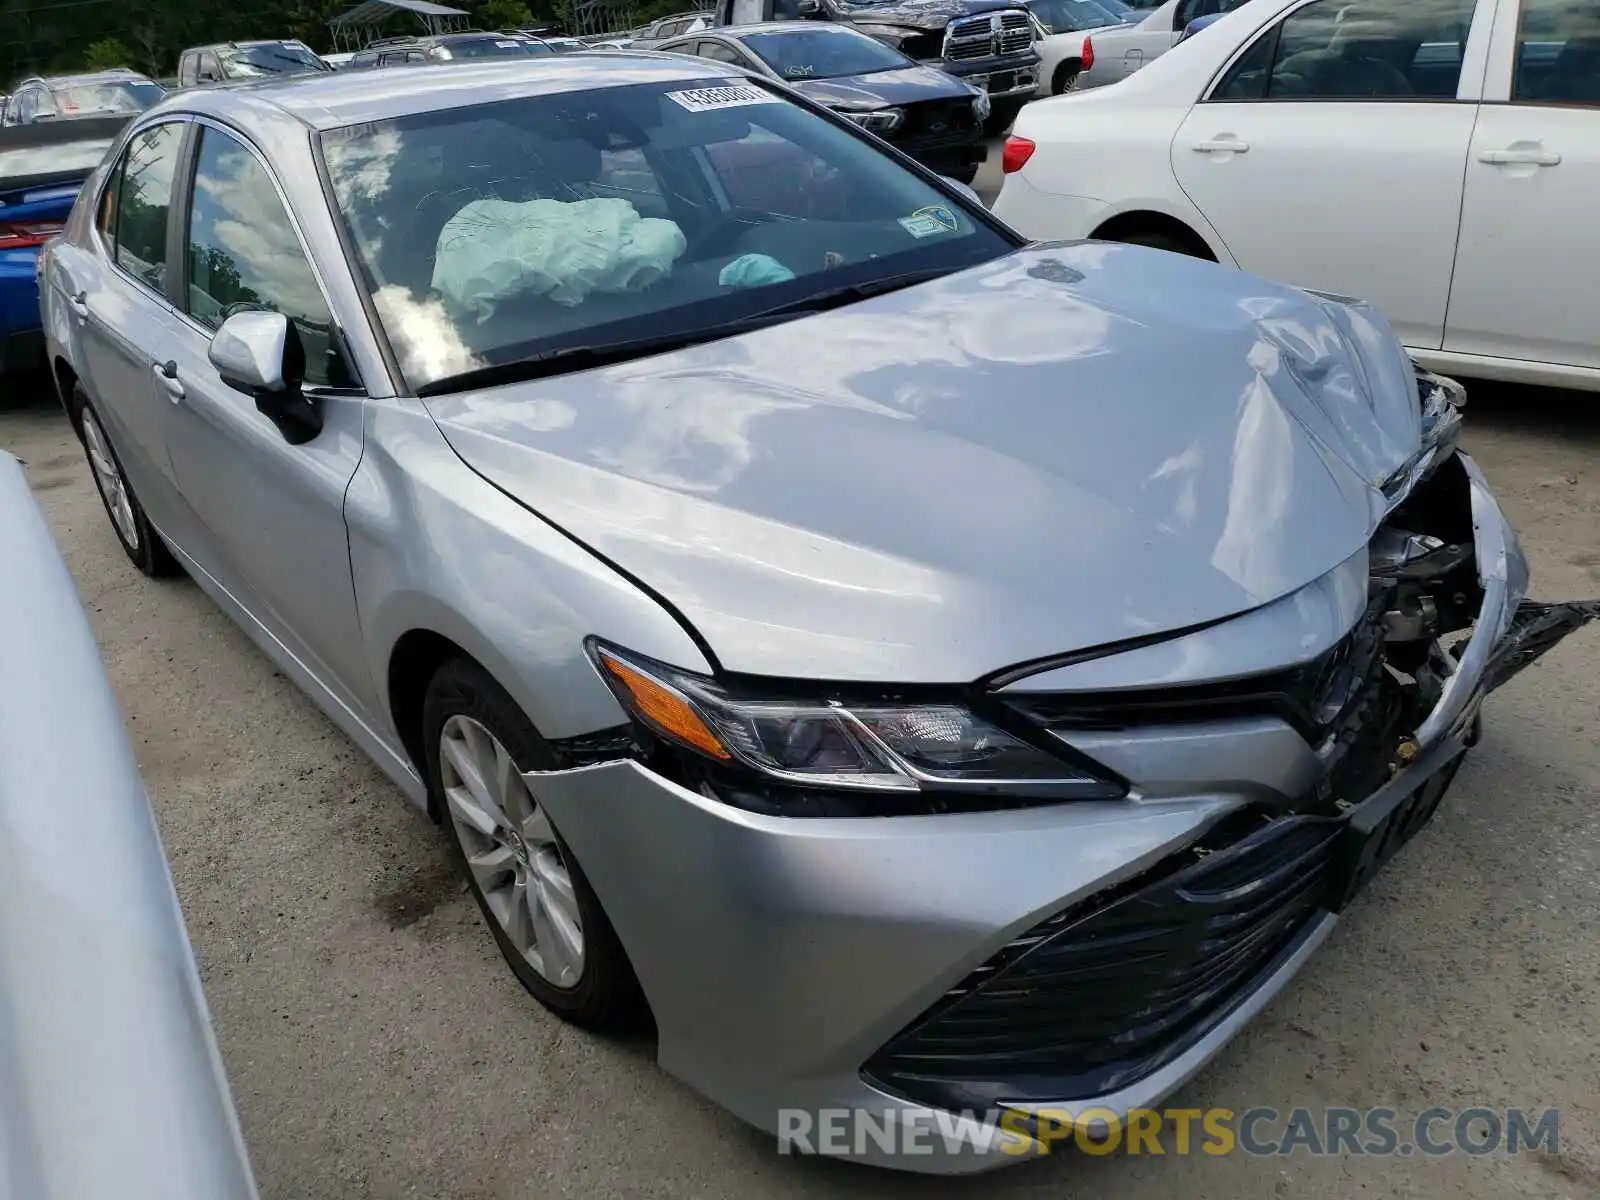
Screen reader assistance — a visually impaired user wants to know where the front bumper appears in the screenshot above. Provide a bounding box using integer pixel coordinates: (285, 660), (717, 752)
(528, 453), (1594, 1173)
(934, 54), (1040, 100)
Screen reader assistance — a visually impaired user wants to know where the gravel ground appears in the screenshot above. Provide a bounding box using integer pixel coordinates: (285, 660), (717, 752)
(3, 373), (1598, 1199)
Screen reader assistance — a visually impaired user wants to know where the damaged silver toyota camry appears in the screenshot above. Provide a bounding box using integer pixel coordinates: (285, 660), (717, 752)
(42, 56), (1598, 1172)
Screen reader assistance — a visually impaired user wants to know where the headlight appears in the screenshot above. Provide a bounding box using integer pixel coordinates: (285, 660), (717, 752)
(970, 88), (991, 121)
(590, 642), (1122, 806)
(837, 105), (904, 134)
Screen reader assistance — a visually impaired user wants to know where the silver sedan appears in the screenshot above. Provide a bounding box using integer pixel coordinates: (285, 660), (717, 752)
(39, 54), (1597, 1172)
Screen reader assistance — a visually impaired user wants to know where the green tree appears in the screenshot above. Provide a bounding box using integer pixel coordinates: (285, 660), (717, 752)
(82, 37), (133, 71)
(479, 0), (534, 29)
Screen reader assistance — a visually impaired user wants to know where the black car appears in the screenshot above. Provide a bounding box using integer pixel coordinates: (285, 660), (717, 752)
(659, 22), (988, 181)
(714, 0), (1039, 130)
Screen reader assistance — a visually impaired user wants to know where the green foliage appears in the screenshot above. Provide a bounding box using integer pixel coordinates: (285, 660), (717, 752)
(82, 36), (134, 71)
(479, 0), (534, 29)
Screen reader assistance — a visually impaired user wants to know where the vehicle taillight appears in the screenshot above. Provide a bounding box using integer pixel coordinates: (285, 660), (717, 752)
(0, 220), (64, 251)
(1002, 136), (1036, 174)
(1082, 35), (1095, 72)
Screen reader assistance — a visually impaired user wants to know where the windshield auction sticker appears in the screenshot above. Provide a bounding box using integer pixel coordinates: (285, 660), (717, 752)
(666, 85), (779, 111)
(899, 205), (960, 238)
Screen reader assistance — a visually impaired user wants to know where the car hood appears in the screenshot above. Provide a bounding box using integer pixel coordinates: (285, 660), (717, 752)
(847, 0), (1030, 32)
(789, 64), (974, 106)
(424, 242), (1424, 684)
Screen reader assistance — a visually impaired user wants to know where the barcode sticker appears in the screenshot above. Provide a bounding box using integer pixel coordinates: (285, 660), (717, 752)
(665, 85), (778, 112)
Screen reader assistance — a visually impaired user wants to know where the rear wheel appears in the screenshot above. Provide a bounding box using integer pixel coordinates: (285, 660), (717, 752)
(70, 385), (181, 578)
(1051, 59), (1082, 95)
(1115, 229), (1207, 257)
(422, 657), (647, 1029)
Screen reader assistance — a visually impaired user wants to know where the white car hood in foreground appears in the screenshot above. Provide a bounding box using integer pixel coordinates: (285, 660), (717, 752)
(425, 242), (1424, 683)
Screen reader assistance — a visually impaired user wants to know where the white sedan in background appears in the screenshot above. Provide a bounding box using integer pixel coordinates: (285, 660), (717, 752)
(995, 0), (1600, 392)
(1072, 0), (1251, 87)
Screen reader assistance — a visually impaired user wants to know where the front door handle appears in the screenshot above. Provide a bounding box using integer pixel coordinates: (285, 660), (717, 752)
(1479, 146), (1560, 167)
(68, 290), (89, 319)
(1193, 136), (1249, 154)
(153, 359), (184, 403)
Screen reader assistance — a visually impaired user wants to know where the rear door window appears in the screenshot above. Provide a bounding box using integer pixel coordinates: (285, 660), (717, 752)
(106, 122), (186, 292)
(1513, 0), (1600, 106)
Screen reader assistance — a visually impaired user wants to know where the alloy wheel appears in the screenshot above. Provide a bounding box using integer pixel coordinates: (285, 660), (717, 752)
(80, 408), (139, 552)
(439, 714), (585, 987)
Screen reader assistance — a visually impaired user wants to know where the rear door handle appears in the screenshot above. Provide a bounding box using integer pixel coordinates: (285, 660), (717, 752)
(153, 359), (184, 403)
(1193, 137), (1249, 154)
(68, 290), (89, 319)
(1479, 147), (1560, 166)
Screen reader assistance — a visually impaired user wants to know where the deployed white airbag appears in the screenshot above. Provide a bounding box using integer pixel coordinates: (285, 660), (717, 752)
(432, 196), (688, 320)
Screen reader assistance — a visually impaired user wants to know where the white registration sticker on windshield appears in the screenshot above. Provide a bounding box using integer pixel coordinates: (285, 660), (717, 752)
(666, 85), (779, 112)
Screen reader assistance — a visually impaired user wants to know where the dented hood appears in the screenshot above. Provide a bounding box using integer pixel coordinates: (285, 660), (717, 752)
(424, 242), (1424, 683)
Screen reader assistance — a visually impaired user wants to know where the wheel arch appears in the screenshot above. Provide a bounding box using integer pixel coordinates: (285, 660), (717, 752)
(1091, 208), (1222, 260)
(375, 594), (641, 819)
(54, 357), (84, 428)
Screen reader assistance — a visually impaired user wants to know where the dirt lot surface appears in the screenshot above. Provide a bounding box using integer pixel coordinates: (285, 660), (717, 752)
(3, 377), (1598, 1199)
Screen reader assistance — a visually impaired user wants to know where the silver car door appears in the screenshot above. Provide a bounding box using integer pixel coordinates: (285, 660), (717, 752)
(52, 119), (192, 538)
(160, 120), (375, 718)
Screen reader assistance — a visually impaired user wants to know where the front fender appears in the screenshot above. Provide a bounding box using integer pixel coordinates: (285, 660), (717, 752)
(348, 399), (714, 760)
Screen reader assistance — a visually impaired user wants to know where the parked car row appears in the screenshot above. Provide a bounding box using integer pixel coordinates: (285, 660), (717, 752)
(32, 47), (1600, 1176)
(657, 22), (993, 181)
(995, 0), (1600, 392)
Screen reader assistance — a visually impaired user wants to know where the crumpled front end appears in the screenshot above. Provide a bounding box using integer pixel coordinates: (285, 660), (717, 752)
(525, 367), (1596, 1173)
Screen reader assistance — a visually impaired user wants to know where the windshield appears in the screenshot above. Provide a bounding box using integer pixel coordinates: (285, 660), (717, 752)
(435, 37), (547, 58)
(49, 81), (164, 117)
(219, 43), (328, 77)
(740, 28), (914, 78)
(1028, 0), (1127, 32)
(320, 77), (1012, 391)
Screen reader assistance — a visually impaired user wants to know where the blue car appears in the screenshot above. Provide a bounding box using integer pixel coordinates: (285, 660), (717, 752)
(1, 116), (128, 387)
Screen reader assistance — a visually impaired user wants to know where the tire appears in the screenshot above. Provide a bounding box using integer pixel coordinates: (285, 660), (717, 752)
(69, 385), (182, 578)
(422, 657), (647, 1030)
(1051, 60), (1081, 95)
(1116, 229), (1206, 258)
(983, 97), (1027, 136)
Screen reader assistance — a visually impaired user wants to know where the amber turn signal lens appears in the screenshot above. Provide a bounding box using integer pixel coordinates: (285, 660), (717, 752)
(598, 653), (731, 761)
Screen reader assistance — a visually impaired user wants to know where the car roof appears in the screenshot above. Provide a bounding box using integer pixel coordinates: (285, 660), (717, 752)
(712, 21), (872, 36)
(28, 70), (153, 88)
(146, 52), (741, 132)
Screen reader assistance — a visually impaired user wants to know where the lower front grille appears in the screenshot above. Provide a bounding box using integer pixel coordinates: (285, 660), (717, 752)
(894, 98), (981, 146)
(864, 810), (1341, 1108)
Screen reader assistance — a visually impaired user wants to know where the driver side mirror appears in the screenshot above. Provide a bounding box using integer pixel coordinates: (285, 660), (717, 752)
(208, 310), (323, 444)
(796, 0), (822, 14)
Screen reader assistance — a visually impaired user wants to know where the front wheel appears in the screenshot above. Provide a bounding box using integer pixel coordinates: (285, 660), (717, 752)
(71, 385), (181, 577)
(422, 657), (646, 1029)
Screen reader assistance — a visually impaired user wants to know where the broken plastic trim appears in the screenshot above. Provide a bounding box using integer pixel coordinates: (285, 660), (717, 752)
(1408, 453), (1598, 750)
(1482, 600), (1600, 695)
